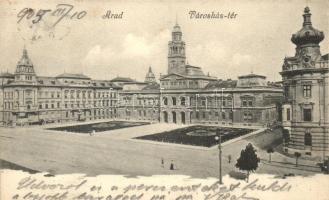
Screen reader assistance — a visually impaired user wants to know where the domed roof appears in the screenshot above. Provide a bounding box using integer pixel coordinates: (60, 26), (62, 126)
(145, 66), (155, 78)
(291, 7), (325, 46)
(173, 23), (181, 32)
(17, 48), (33, 66)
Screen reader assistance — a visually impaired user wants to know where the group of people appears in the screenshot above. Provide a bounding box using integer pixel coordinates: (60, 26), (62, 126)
(162, 158), (175, 170)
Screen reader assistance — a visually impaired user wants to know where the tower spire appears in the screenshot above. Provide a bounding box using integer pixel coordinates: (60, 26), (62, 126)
(303, 6), (312, 27)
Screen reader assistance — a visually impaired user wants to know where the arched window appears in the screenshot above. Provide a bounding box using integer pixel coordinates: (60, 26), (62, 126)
(304, 132), (312, 146)
(180, 97), (186, 106)
(163, 97), (168, 106)
(172, 97), (177, 106)
(190, 97), (194, 106)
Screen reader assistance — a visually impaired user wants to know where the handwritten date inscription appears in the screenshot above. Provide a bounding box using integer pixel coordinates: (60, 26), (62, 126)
(17, 4), (87, 27)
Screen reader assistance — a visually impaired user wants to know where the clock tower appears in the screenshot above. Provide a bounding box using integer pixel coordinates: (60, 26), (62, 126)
(168, 23), (186, 74)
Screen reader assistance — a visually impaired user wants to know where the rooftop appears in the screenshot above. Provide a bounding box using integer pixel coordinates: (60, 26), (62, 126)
(111, 77), (135, 82)
(238, 73), (266, 79)
(0, 72), (14, 78)
(56, 73), (91, 80)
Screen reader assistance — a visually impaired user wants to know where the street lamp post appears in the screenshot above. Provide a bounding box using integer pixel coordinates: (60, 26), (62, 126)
(215, 130), (223, 185)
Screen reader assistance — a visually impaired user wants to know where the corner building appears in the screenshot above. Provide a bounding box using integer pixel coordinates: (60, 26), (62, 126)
(0, 49), (120, 126)
(281, 7), (329, 158)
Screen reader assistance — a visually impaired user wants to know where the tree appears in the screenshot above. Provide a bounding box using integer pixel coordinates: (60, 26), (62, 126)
(267, 147), (274, 163)
(294, 152), (301, 167)
(235, 143), (260, 182)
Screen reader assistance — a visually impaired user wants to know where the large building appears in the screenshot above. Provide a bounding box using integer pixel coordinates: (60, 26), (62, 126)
(1, 22), (283, 128)
(281, 7), (329, 158)
(118, 23), (283, 127)
(0, 48), (120, 126)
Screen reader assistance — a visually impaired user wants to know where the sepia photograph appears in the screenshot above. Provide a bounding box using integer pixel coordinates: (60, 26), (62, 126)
(0, 0), (328, 199)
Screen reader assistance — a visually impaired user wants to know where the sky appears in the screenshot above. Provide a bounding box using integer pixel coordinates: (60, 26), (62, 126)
(0, 0), (328, 82)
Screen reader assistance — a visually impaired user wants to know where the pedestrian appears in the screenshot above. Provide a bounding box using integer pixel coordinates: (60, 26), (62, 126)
(228, 155), (232, 163)
(170, 160), (174, 170)
(161, 158), (164, 168)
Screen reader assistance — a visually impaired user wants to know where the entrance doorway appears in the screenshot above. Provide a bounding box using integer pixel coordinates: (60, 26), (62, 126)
(181, 112), (185, 124)
(163, 111), (168, 123)
(172, 111), (177, 124)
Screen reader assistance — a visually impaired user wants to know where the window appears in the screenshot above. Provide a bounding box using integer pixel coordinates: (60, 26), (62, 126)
(243, 112), (252, 121)
(303, 109), (312, 121)
(242, 101), (247, 107)
(229, 112), (233, 120)
(222, 112), (226, 120)
(303, 85), (312, 97)
(202, 112), (206, 119)
(287, 108), (290, 121)
(304, 132), (312, 146)
(248, 100), (253, 106)
(180, 97), (186, 106)
(172, 97), (176, 106)
(163, 97), (168, 105)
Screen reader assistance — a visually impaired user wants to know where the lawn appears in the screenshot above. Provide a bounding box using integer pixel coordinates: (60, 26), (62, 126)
(135, 126), (254, 147)
(47, 121), (150, 133)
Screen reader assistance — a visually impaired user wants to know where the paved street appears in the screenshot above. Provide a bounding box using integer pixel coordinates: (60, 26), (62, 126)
(0, 122), (321, 178)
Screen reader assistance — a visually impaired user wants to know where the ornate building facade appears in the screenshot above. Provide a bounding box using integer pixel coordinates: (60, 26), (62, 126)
(117, 23), (283, 127)
(281, 7), (329, 158)
(0, 48), (120, 126)
(1, 22), (284, 128)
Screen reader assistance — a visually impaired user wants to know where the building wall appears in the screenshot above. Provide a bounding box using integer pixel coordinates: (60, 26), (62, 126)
(115, 88), (282, 127)
(282, 71), (329, 157)
(0, 85), (119, 126)
(117, 91), (159, 122)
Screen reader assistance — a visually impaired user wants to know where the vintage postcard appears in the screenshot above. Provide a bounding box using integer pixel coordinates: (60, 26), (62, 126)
(0, 0), (328, 199)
